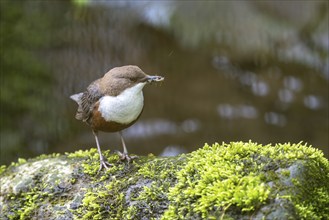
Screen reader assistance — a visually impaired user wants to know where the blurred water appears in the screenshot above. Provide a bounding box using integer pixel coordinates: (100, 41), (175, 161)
(1, 0), (328, 164)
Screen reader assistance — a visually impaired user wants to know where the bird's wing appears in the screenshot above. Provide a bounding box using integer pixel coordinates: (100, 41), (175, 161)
(75, 80), (104, 123)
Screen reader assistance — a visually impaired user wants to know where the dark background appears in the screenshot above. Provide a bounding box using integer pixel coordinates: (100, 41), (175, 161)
(1, 0), (328, 165)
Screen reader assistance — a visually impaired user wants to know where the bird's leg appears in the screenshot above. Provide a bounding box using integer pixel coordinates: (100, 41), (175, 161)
(116, 131), (137, 162)
(92, 130), (111, 172)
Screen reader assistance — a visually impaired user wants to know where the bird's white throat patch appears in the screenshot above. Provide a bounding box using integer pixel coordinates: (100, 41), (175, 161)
(98, 82), (146, 124)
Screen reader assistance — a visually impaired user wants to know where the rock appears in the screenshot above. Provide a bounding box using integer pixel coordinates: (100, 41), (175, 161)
(0, 142), (328, 219)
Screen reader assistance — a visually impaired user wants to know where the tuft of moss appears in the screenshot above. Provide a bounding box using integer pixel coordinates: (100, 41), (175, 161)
(10, 158), (27, 167)
(66, 148), (120, 177)
(162, 142), (329, 219)
(0, 165), (6, 175)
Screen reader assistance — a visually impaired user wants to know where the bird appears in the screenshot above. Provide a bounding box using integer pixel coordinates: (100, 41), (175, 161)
(70, 65), (164, 171)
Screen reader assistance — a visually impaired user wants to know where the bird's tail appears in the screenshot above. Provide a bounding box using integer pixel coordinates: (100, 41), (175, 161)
(70, 93), (84, 121)
(70, 93), (83, 104)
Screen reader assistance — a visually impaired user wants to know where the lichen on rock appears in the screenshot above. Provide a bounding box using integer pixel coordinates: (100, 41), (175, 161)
(0, 142), (328, 220)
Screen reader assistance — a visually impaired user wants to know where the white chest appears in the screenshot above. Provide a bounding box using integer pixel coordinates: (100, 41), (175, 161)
(98, 83), (145, 124)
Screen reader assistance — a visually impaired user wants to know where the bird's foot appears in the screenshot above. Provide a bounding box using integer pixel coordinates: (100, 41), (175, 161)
(98, 158), (112, 173)
(115, 151), (138, 163)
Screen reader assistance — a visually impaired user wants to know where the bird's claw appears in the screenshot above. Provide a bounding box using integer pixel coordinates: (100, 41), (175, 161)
(115, 151), (138, 163)
(98, 158), (112, 173)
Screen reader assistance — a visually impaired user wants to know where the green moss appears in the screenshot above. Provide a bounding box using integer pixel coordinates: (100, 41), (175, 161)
(162, 141), (329, 219)
(1, 155), (79, 219)
(123, 205), (138, 219)
(1, 142), (328, 219)
(137, 156), (185, 180)
(70, 154), (185, 220)
(162, 142), (271, 219)
(289, 160), (329, 220)
(0, 165), (6, 175)
(16, 191), (43, 219)
(132, 156), (186, 218)
(3, 177), (53, 219)
(66, 148), (98, 158)
(73, 176), (128, 219)
(35, 153), (61, 160)
(66, 148), (120, 177)
(280, 169), (291, 177)
(8, 153), (62, 169)
(10, 158), (27, 167)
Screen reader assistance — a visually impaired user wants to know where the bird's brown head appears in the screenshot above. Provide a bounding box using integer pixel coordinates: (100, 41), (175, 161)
(101, 65), (164, 95)
(108, 65), (164, 83)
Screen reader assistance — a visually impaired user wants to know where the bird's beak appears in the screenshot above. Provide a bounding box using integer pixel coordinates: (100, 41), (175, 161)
(146, 75), (165, 83)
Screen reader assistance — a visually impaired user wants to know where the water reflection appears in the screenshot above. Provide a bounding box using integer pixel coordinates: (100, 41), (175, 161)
(181, 119), (200, 133)
(1, 1), (328, 165)
(124, 119), (177, 138)
(124, 118), (200, 139)
(252, 81), (269, 97)
(264, 112), (287, 127)
(160, 145), (187, 157)
(283, 76), (303, 92)
(304, 95), (323, 110)
(217, 104), (258, 120)
(278, 89), (294, 103)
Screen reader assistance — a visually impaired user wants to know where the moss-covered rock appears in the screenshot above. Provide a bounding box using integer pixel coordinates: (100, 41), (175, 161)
(0, 142), (328, 220)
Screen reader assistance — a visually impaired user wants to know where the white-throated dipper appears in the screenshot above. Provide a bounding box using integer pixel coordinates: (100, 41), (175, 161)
(70, 65), (164, 171)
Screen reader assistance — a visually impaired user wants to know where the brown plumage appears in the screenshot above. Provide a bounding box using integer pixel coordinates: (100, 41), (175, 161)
(70, 65), (164, 172)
